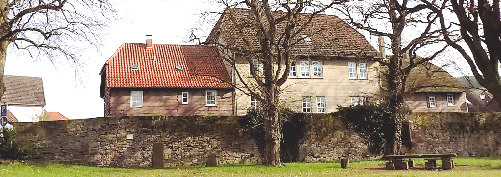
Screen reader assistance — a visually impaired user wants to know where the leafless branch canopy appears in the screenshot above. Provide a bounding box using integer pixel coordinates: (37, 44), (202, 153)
(0, 0), (115, 64)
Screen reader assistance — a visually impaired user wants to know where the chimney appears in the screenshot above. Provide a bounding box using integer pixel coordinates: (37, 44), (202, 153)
(378, 36), (385, 58)
(146, 35), (153, 49)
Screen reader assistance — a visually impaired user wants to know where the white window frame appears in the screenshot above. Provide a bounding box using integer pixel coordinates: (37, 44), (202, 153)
(348, 62), (357, 79)
(205, 90), (217, 106)
(299, 61), (310, 78)
(358, 62), (368, 79)
(312, 61), (323, 78)
(447, 94), (454, 106)
(130, 91), (143, 108)
(289, 61), (297, 77)
(249, 58), (262, 77)
(181, 91), (189, 105)
(428, 96), (436, 108)
(316, 96), (326, 113)
(302, 96), (311, 113)
(250, 96), (260, 110)
(350, 96), (360, 106)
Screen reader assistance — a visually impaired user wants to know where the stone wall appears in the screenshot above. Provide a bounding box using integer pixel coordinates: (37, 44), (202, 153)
(13, 116), (259, 167)
(409, 113), (501, 157)
(11, 113), (501, 167)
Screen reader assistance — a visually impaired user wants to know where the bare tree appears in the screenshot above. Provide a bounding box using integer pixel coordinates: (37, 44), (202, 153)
(425, 0), (501, 105)
(0, 0), (114, 99)
(336, 0), (448, 154)
(205, 0), (347, 166)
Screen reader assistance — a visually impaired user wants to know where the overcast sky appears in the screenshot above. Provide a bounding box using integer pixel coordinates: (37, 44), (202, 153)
(4, 0), (471, 119)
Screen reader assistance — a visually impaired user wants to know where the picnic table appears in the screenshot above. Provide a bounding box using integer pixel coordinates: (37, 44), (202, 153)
(382, 153), (457, 170)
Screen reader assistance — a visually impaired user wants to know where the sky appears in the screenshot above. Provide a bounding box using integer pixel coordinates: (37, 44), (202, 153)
(4, 0), (472, 119)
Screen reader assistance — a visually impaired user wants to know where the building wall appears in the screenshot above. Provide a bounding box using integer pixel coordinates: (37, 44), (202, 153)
(232, 58), (380, 115)
(405, 92), (467, 112)
(107, 88), (234, 116)
(8, 106), (44, 122)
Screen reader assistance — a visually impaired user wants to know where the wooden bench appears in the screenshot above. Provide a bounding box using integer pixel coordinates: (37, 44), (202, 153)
(382, 154), (456, 170)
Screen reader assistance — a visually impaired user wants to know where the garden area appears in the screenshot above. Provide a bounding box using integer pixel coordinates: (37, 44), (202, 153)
(1, 157), (500, 176)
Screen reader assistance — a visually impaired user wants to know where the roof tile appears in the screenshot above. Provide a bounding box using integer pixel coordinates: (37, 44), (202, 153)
(104, 44), (232, 88)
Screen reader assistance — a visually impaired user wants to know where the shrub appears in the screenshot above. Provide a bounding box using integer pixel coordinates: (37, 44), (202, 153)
(0, 128), (31, 160)
(334, 104), (396, 154)
(239, 108), (307, 162)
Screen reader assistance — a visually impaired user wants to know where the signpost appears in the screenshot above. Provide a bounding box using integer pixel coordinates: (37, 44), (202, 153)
(1, 104), (7, 127)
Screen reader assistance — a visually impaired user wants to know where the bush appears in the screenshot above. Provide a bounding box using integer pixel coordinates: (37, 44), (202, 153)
(0, 128), (31, 160)
(334, 104), (396, 154)
(239, 108), (307, 162)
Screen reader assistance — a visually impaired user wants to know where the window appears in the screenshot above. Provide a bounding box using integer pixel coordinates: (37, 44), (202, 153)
(206, 90), (217, 106)
(302, 34), (312, 43)
(362, 97), (370, 105)
(249, 58), (262, 76)
(250, 96), (260, 110)
(316, 97), (326, 113)
(312, 61), (323, 78)
(131, 65), (139, 70)
(359, 63), (368, 79)
(130, 91), (143, 107)
(289, 61), (297, 77)
(428, 96), (436, 108)
(300, 61), (310, 78)
(302, 96), (311, 113)
(350, 96), (360, 106)
(348, 62), (357, 79)
(181, 92), (188, 105)
(447, 94), (454, 106)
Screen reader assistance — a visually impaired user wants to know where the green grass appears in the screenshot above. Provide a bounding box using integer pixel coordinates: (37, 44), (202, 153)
(0, 157), (500, 176)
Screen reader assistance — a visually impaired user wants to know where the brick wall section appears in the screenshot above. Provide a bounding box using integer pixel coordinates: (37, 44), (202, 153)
(409, 113), (501, 156)
(108, 88), (233, 116)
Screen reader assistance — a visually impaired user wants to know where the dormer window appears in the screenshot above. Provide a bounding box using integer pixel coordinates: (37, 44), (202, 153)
(131, 65), (139, 70)
(175, 66), (183, 70)
(302, 35), (312, 43)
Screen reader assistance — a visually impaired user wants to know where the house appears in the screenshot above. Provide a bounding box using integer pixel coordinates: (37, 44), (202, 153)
(1, 75), (46, 122)
(100, 36), (234, 116)
(456, 76), (501, 112)
(205, 8), (380, 115)
(404, 63), (468, 112)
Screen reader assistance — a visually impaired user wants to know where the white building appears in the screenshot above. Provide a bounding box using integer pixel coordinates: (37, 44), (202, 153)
(1, 75), (46, 122)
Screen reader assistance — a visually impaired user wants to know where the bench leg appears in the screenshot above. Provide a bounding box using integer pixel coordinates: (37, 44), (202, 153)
(425, 159), (437, 170)
(408, 159), (414, 168)
(442, 158), (453, 170)
(386, 162), (395, 170)
(393, 160), (409, 170)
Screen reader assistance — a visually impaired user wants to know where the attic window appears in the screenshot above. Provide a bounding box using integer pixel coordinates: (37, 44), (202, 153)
(302, 35), (312, 43)
(175, 66), (183, 70)
(131, 65), (139, 70)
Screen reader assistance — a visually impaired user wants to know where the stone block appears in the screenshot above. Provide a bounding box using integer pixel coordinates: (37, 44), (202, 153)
(206, 153), (218, 167)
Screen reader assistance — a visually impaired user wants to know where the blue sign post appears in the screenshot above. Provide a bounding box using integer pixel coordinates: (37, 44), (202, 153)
(1, 104), (6, 117)
(0, 117), (6, 126)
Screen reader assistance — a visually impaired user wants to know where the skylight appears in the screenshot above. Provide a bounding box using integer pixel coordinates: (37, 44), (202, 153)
(131, 65), (139, 70)
(302, 35), (312, 43)
(175, 66), (183, 70)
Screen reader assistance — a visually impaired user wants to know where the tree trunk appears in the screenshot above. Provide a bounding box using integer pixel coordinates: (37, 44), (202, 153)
(263, 85), (281, 166)
(0, 41), (8, 101)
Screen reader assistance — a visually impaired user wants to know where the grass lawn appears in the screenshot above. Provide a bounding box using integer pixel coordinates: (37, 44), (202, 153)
(0, 157), (500, 177)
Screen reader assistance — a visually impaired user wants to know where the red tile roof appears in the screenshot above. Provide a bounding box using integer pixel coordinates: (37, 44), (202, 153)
(103, 44), (232, 88)
(43, 111), (70, 121)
